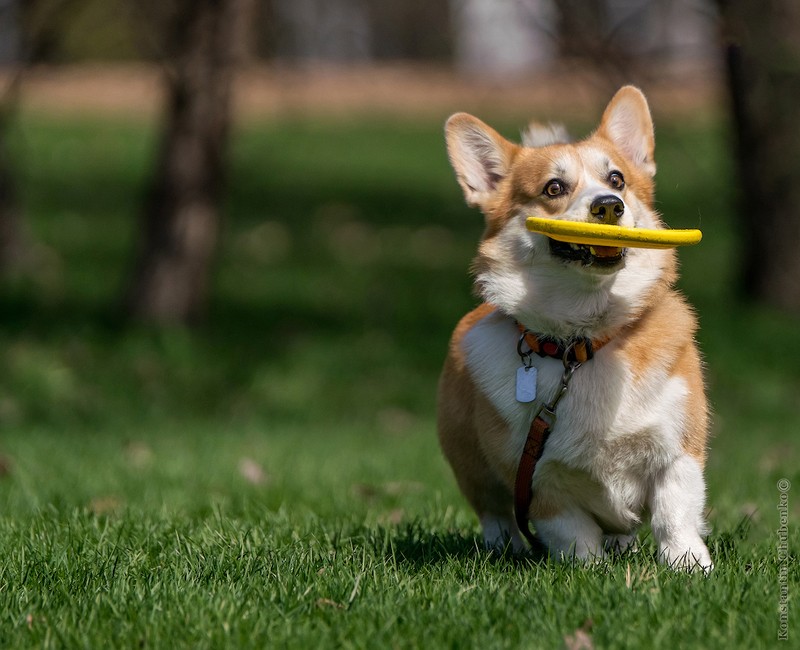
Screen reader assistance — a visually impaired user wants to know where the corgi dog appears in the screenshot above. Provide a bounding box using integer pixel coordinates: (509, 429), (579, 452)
(437, 86), (712, 571)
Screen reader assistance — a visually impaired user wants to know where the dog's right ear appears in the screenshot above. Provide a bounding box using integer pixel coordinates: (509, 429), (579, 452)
(597, 86), (656, 177)
(445, 113), (517, 208)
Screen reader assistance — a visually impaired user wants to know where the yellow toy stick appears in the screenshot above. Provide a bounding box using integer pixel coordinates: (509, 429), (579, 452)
(526, 217), (702, 249)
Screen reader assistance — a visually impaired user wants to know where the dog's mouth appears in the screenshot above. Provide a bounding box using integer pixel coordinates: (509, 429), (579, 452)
(548, 238), (627, 267)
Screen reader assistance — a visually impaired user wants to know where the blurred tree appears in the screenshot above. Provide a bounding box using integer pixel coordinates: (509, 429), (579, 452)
(0, 0), (58, 280)
(0, 0), (20, 64)
(268, 0), (451, 63)
(126, 0), (254, 324)
(368, 0), (451, 61)
(2, 0), (95, 280)
(556, 0), (611, 62)
(554, 0), (717, 84)
(271, 0), (371, 61)
(17, 0), (85, 62)
(0, 77), (27, 280)
(717, 0), (800, 312)
(0, 0), (23, 277)
(451, 0), (554, 77)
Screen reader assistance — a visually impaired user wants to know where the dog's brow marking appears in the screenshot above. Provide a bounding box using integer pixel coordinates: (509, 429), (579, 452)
(581, 149), (611, 179)
(543, 148), (573, 173)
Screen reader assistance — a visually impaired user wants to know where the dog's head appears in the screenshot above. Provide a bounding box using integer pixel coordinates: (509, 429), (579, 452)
(445, 86), (677, 337)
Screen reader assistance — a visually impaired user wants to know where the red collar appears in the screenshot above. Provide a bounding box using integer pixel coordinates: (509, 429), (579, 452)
(515, 321), (609, 364)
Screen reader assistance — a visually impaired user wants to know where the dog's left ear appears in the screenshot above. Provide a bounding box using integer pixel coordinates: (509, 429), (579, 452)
(597, 86), (656, 177)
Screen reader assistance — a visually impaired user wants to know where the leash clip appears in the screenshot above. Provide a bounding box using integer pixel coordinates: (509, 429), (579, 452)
(517, 330), (534, 369)
(536, 344), (581, 426)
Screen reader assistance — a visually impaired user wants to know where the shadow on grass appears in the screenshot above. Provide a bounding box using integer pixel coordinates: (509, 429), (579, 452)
(386, 524), (480, 566)
(707, 515), (754, 565)
(383, 522), (553, 569)
(383, 520), (759, 573)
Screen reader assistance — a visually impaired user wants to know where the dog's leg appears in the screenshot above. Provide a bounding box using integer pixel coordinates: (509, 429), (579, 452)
(649, 454), (713, 572)
(603, 533), (638, 555)
(480, 513), (526, 553)
(534, 510), (604, 561)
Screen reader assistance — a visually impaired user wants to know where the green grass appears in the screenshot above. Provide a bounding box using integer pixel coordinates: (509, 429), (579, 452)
(0, 111), (798, 648)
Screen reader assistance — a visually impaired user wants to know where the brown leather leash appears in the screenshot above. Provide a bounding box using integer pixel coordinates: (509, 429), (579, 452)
(513, 324), (608, 548)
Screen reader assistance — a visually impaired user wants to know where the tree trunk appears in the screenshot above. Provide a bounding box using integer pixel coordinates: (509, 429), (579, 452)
(555, 0), (609, 62)
(0, 3), (28, 280)
(126, 0), (251, 324)
(0, 98), (24, 277)
(717, 0), (800, 312)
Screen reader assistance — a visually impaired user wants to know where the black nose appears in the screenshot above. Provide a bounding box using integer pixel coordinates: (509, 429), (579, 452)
(590, 195), (624, 224)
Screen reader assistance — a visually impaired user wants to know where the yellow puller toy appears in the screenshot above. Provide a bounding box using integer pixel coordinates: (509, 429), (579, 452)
(526, 216), (702, 250)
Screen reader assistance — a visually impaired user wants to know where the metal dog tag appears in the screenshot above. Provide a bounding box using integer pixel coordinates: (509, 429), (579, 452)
(515, 365), (537, 403)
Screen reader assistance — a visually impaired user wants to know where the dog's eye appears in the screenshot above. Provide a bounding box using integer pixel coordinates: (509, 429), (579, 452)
(608, 171), (625, 190)
(544, 179), (566, 197)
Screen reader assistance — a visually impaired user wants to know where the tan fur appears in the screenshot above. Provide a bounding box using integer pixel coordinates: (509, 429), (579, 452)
(437, 305), (514, 517)
(617, 287), (708, 463)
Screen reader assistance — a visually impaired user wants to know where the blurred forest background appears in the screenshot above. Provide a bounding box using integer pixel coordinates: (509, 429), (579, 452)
(0, 0), (797, 485)
(1, 0), (799, 318)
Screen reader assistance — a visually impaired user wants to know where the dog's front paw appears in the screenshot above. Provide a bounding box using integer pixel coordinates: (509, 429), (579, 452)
(480, 515), (527, 555)
(535, 513), (604, 562)
(659, 542), (713, 574)
(603, 533), (638, 556)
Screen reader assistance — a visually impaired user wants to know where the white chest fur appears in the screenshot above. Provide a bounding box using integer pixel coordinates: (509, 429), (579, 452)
(461, 310), (688, 530)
